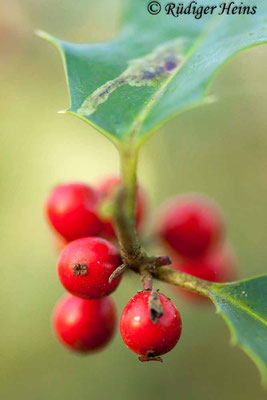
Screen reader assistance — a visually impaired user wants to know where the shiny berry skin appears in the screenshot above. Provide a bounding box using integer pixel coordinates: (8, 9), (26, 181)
(53, 294), (116, 352)
(172, 246), (237, 303)
(120, 291), (182, 357)
(159, 195), (225, 258)
(57, 237), (122, 299)
(46, 183), (103, 241)
(97, 177), (146, 238)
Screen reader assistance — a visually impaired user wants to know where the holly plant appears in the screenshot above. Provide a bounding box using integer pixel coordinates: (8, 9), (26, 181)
(38, 0), (267, 385)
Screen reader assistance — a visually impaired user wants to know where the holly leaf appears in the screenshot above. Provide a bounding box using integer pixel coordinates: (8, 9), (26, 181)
(209, 275), (267, 384)
(38, 0), (267, 149)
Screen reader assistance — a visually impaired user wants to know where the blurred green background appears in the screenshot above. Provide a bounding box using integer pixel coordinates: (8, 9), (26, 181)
(0, 1), (267, 399)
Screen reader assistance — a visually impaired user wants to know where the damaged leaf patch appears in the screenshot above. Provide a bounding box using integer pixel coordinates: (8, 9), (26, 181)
(78, 38), (186, 117)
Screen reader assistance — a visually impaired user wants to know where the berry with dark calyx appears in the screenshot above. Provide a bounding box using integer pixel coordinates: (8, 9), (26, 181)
(120, 291), (182, 359)
(172, 245), (238, 303)
(46, 183), (103, 241)
(58, 237), (122, 299)
(53, 294), (116, 352)
(158, 194), (225, 258)
(97, 176), (147, 238)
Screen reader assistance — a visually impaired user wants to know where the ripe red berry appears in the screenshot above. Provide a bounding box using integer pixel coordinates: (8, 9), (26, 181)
(58, 237), (122, 299)
(120, 291), (182, 357)
(172, 245), (237, 303)
(53, 294), (116, 352)
(46, 183), (103, 241)
(97, 176), (146, 238)
(158, 194), (225, 258)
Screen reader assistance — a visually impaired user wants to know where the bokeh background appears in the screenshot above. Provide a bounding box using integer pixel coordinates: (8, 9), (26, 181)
(0, 1), (267, 399)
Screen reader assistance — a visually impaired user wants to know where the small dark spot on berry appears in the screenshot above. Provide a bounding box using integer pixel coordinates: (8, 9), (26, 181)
(146, 350), (156, 357)
(73, 263), (88, 276)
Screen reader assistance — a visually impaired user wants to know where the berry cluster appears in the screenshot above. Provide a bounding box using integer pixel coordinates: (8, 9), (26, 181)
(46, 178), (145, 242)
(158, 194), (238, 302)
(45, 179), (237, 359)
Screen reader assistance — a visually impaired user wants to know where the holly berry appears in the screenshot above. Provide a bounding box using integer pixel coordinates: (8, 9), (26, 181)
(120, 291), (182, 358)
(178, 245), (237, 282)
(172, 245), (237, 302)
(53, 294), (116, 352)
(58, 237), (122, 299)
(46, 183), (103, 241)
(97, 176), (146, 238)
(158, 195), (225, 258)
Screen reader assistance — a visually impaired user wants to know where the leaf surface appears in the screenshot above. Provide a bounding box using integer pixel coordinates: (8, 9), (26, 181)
(39, 0), (267, 148)
(209, 275), (267, 384)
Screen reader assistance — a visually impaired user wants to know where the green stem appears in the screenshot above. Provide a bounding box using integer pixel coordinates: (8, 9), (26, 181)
(113, 147), (144, 265)
(152, 267), (211, 297)
(113, 146), (212, 299)
(120, 147), (138, 221)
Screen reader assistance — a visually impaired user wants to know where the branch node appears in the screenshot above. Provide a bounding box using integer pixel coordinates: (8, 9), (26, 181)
(153, 255), (172, 267)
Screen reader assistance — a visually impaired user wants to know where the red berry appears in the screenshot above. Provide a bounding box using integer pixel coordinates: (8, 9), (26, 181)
(120, 291), (182, 357)
(58, 237), (122, 299)
(172, 245), (238, 303)
(53, 294), (116, 352)
(97, 177), (146, 238)
(159, 194), (225, 258)
(178, 245), (237, 282)
(46, 183), (103, 241)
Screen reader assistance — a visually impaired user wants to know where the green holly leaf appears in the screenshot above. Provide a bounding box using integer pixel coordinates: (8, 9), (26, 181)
(38, 0), (267, 149)
(209, 275), (267, 384)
